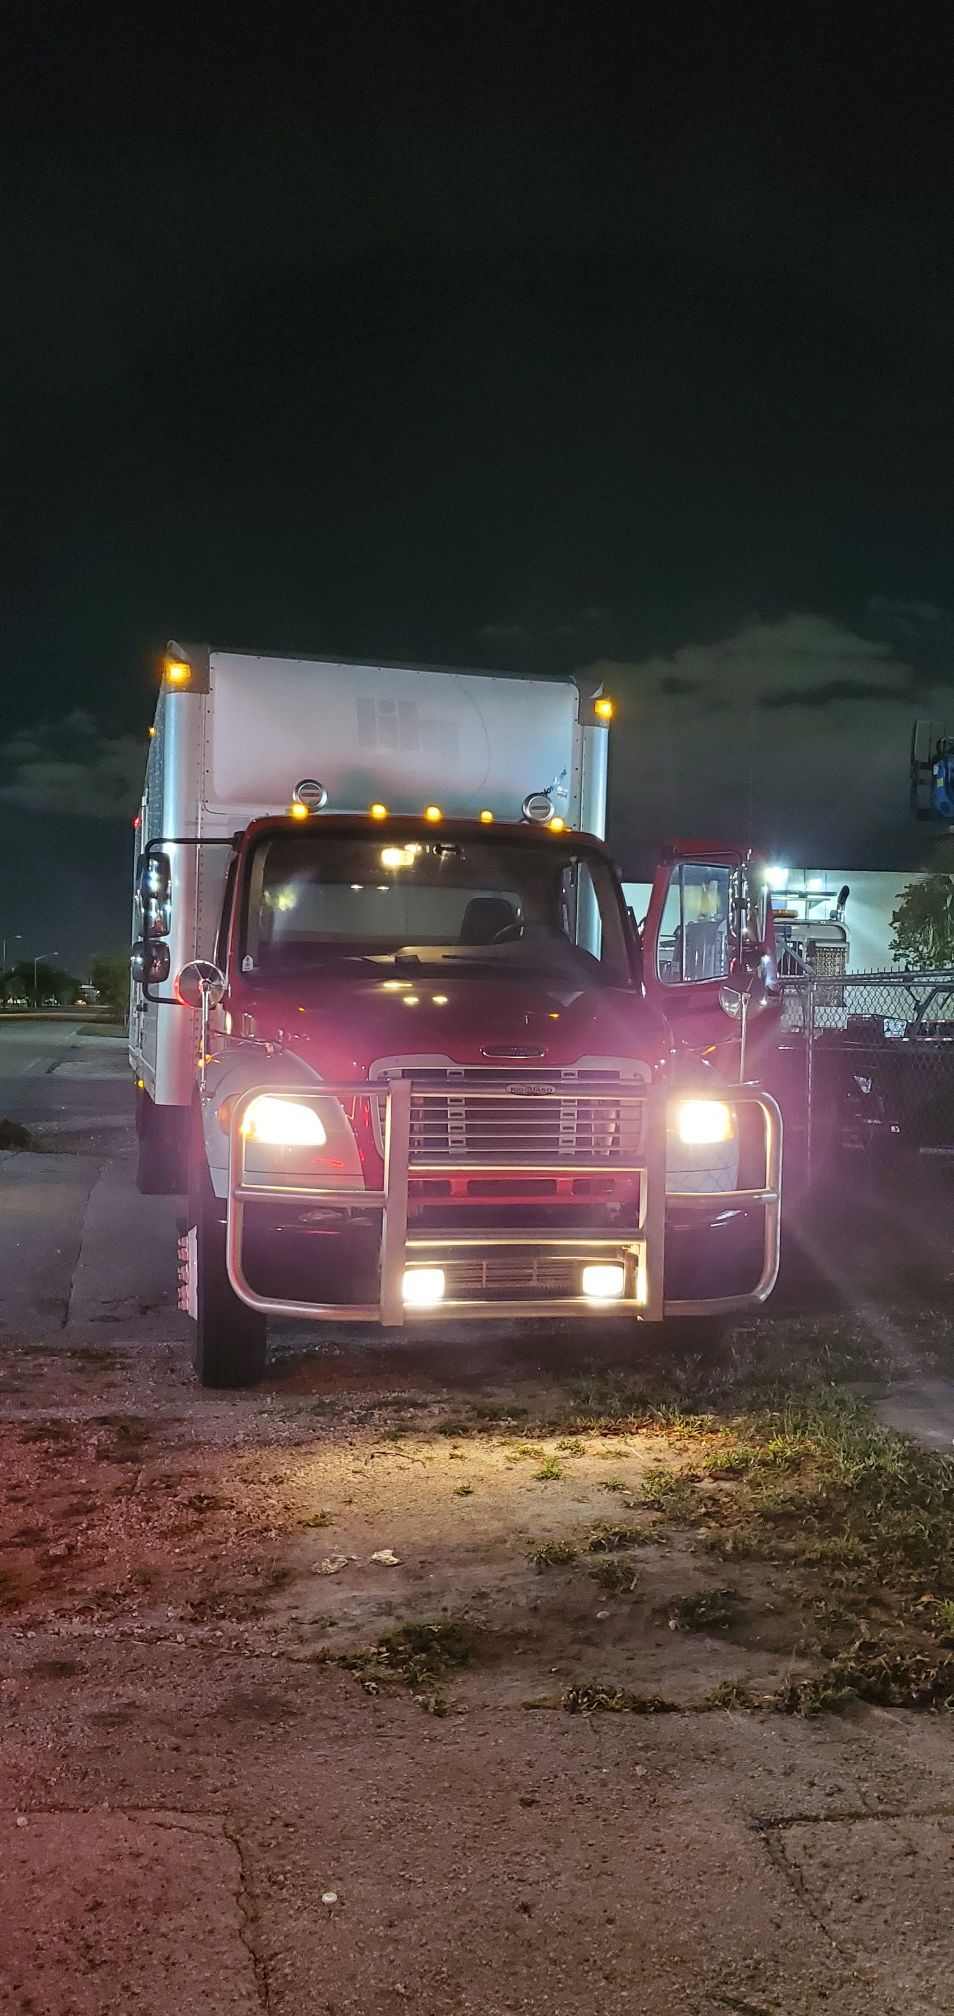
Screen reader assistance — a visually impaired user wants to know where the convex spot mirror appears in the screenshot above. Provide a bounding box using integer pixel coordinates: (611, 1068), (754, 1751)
(137, 851), (171, 906)
(175, 960), (226, 1010)
(131, 940), (170, 987)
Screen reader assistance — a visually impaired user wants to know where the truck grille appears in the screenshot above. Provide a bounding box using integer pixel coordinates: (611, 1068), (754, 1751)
(374, 1068), (647, 1169)
(446, 1254), (579, 1300)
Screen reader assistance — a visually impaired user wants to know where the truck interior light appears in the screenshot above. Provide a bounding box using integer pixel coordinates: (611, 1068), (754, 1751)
(548, 815), (567, 833)
(369, 802), (389, 820)
(479, 808), (494, 823)
(165, 656), (191, 684)
(676, 1099), (734, 1146)
(582, 1263), (625, 1300)
(289, 801), (309, 820)
(403, 1267), (445, 1307)
(241, 1096), (327, 1146)
(423, 804), (443, 822)
(595, 696), (614, 720)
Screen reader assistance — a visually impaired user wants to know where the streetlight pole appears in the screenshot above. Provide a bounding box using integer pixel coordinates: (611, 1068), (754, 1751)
(2, 932), (21, 972)
(33, 954), (58, 1010)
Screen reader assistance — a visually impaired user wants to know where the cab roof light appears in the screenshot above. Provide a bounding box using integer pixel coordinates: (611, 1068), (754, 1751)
(479, 808), (494, 824)
(595, 695), (614, 721)
(369, 802), (389, 821)
(423, 804), (443, 823)
(164, 655), (191, 684)
(548, 815), (567, 833)
(289, 802), (310, 820)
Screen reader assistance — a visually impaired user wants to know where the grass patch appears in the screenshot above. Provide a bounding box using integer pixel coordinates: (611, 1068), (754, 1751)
(773, 1642), (954, 1715)
(436, 1418), (471, 1438)
(664, 1588), (740, 1633)
(534, 1455), (564, 1483)
(589, 1556), (640, 1595)
(563, 1683), (677, 1714)
(453, 1482), (474, 1497)
(557, 1437), (587, 1457)
(338, 1618), (477, 1700)
(529, 1539), (577, 1572)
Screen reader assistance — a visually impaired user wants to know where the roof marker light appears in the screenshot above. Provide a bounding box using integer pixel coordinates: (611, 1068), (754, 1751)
(479, 808), (494, 824)
(548, 815), (567, 833)
(424, 804), (443, 822)
(289, 802), (309, 821)
(164, 655), (191, 684)
(369, 802), (388, 821)
(595, 696), (614, 721)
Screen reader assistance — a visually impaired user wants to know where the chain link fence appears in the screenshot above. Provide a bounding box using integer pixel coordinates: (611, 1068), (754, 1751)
(774, 969), (954, 1176)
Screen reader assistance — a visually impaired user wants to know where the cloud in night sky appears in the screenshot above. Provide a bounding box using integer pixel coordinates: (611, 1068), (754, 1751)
(590, 613), (951, 873)
(0, 711), (142, 820)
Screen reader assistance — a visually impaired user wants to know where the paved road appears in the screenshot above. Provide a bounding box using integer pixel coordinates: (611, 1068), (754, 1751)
(0, 1020), (183, 1340)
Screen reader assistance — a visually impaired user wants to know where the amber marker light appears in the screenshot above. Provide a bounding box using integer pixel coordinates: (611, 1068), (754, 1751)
(165, 656), (191, 684)
(595, 695), (614, 721)
(289, 802), (309, 821)
(548, 816), (567, 832)
(479, 809), (494, 823)
(423, 804), (443, 822)
(369, 802), (389, 820)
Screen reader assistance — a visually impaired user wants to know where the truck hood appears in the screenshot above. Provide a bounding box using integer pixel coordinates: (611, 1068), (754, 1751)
(236, 970), (671, 1080)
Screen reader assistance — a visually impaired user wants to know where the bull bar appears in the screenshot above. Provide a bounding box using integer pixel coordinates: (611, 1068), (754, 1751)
(225, 1081), (782, 1324)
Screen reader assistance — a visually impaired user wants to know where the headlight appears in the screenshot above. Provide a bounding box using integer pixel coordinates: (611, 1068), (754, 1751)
(676, 1099), (734, 1146)
(240, 1096), (327, 1146)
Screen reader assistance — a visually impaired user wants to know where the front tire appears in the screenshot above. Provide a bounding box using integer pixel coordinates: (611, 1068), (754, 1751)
(188, 1137), (267, 1389)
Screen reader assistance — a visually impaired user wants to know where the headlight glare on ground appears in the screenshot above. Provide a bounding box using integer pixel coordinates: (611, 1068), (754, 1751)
(402, 1267), (445, 1307)
(581, 1263), (626, 1300)
(240, 1096), (327, 1147)
(676, 1098), (734, 1146)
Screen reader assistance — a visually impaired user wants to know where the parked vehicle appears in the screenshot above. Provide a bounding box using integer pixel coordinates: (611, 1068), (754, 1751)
(131, 644), (782, 1386)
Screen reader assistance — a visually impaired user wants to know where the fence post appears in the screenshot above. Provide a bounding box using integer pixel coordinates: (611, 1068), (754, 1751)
(805, 977), (815, 1185)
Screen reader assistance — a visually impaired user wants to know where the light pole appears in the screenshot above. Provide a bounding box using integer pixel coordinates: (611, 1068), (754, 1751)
(2, 932), (21, 972)
(33, 954), (58, 1010)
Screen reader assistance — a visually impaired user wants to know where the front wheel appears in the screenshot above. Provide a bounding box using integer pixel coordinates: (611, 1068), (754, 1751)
(188, 1141), (267, 1389)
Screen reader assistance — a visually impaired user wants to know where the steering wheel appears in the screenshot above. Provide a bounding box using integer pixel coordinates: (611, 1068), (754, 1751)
(491, 923), (523, 944)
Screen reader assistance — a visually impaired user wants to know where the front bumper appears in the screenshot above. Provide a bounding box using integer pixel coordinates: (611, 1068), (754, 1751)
(222, 1080), (783, 1324)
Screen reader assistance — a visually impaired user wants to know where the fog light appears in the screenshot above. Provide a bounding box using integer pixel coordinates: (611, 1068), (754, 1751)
(402, 1266), (445, 1307)
(582, 1263), (625, 1301)
(676, 1099), (734, 1145)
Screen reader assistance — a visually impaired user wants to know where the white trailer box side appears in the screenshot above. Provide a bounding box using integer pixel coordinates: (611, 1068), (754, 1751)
(130, 649), (609, 1113)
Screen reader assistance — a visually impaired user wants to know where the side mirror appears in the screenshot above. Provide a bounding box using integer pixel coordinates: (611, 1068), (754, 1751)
(137, 850), (171, 906)
(174, 960), (226, 1010)
(719, 982), (743, 1019)
(131, 939), (171, 987)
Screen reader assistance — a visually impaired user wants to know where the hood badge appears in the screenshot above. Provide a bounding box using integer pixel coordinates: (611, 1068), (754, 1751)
(481, 1044), (546, 1060)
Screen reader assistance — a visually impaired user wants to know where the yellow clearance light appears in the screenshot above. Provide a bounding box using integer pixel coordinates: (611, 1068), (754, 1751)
(165, 656), (191, 684)
(289, 802), (309, 821)
(148, 725), (157, 738)
(479, 808), (494, 824)
(369, 802), (389, 821)
(548, 815), (567, 833)
(595, 695), (614, 721)
(423, 804), (443, 823)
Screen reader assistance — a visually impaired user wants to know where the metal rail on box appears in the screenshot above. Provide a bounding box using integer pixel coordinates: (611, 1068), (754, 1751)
(225, 1082), (782, 1325)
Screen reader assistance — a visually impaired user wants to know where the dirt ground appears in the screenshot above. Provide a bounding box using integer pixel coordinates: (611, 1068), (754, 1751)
(3, 1271), (954, 2012)
(4, 1098), (954, 2013)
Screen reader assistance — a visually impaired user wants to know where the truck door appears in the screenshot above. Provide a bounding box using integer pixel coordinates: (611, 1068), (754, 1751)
(642, 844), (775, 1078)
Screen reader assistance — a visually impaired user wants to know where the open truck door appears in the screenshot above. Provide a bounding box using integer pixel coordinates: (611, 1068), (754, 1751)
(641, 842), (779, 1081)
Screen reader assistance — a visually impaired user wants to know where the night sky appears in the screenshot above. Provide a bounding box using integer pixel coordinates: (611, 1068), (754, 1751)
(3, 6), (953, 974)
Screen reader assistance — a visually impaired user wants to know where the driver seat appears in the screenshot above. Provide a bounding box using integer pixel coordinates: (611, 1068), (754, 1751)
(459, 896), (518, 944)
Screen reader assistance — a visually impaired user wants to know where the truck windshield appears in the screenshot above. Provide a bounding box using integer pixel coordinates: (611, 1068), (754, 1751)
(240, 831), (636, 989)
